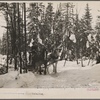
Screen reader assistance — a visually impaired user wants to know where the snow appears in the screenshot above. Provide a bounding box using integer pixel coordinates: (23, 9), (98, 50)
(0, 71), (36, 88)
(69, 34), (76, 43)
(37, 34), (43, 44)
(29, 38), (34, 47)
(86, 41), (89, 48)
(87, 34), (96, 43)
(29, 34), (43, 47)
(0, 54), (7, 68)
(0, 57), (100, 88)
(49, 60), (96, 73)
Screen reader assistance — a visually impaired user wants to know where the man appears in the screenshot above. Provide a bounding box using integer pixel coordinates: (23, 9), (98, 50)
(31, 39), (38, 70)
(96, 51), (100, 64)
(31, 39), (38, 54)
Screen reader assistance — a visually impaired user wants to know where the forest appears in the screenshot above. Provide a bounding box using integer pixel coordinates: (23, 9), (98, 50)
(0, 2), (100, 75)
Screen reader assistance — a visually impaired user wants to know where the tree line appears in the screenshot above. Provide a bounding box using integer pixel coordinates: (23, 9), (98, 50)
(0, 2), (100, 73)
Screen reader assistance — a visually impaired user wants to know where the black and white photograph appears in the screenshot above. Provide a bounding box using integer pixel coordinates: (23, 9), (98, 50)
(0, 0), (100, 99)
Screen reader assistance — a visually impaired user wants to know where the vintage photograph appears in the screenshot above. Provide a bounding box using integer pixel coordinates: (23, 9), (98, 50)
(0, 1), (100, 90)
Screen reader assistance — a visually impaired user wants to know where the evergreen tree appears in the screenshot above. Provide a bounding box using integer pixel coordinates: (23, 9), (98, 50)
(80, 4), (92, 56)
(95, 17), (100, 50)
(45, 3), (54, 34)
(83, 4), (92, 32)
(27, 3), (40, 41)
(52, 4), (63, 49)
(43, 3), (55, 51)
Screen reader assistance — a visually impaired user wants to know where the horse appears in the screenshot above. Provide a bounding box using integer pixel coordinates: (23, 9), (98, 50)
(28, 43), (47, 75)
(47, 48), (61, 74)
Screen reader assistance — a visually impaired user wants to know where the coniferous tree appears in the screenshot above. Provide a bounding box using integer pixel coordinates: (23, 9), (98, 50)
(80, 4), (92, 55)
(44, 3), (54, 51)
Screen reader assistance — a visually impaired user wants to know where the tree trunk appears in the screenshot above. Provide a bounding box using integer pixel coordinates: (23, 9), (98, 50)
(23, 3), (27, 73)
(75, 43), (79, 64)
(17, 3), (22, 74)
(6, 3), (9, 73)
(13, 3), (17, 70)
(80, 49), (84, 67)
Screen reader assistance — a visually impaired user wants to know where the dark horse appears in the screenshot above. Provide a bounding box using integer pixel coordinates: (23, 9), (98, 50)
(29, 43), (47, 75)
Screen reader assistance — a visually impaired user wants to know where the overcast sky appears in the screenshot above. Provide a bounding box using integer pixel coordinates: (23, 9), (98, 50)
(0, 1), (100, 39)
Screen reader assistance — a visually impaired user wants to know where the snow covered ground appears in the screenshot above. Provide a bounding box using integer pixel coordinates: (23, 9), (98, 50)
(0, 54), (7, 67)
(0, 58), (100, 88)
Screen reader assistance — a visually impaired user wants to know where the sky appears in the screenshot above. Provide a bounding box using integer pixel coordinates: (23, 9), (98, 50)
(0, 1), (100, 39)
